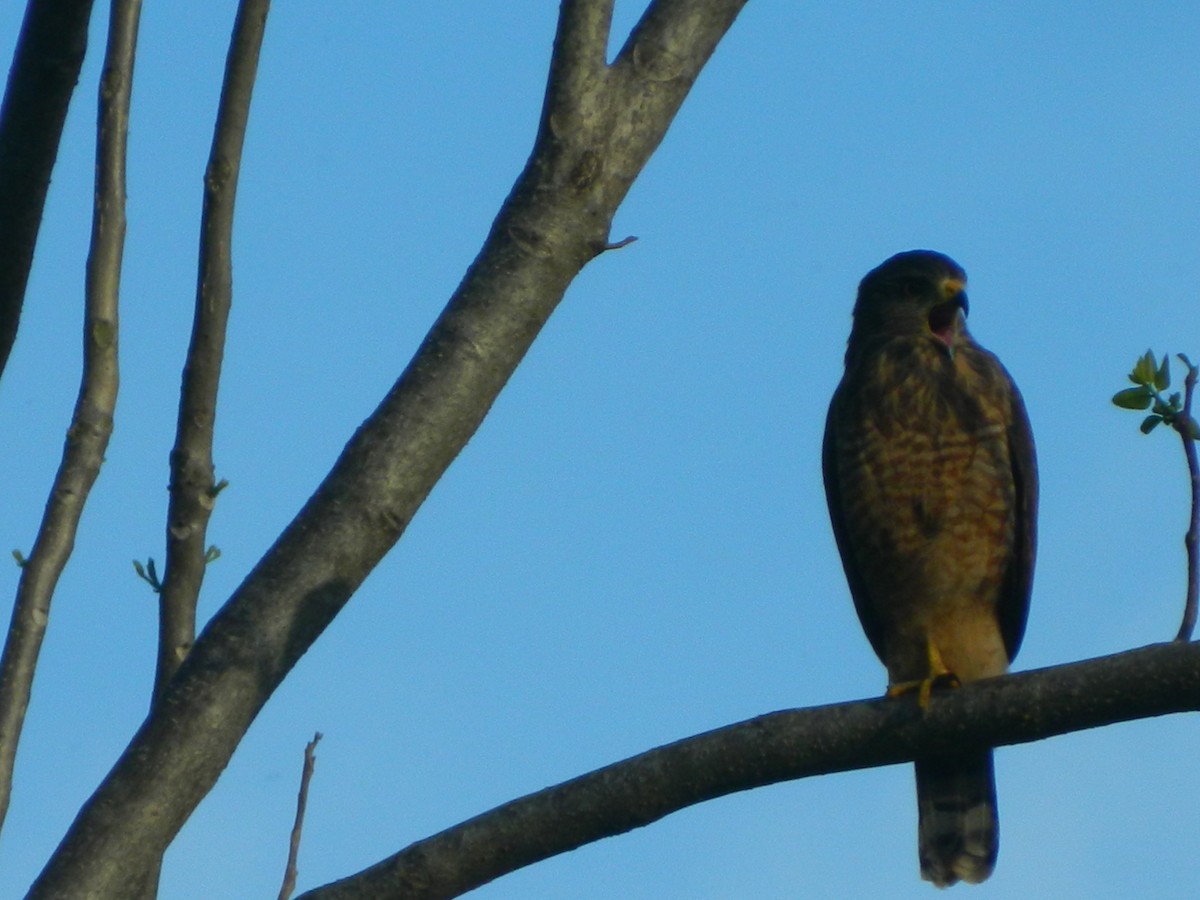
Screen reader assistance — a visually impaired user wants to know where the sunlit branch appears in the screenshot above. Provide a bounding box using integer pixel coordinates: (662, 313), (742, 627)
(155, 0), (272, 703)
(29, 2), (748, 895)
(301, 643), (1200, 900)
(0, 0), (138, 836)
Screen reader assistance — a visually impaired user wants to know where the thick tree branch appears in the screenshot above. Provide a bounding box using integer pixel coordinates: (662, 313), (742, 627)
(155, 0), (271, 705)
(0, 0), (137, 837)
(29, 2), (748, 896)
(299, 642), (1200, 900)
(0, 0), (95, 383)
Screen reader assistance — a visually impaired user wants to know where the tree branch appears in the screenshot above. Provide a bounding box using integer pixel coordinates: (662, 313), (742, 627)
(154, 0), (271, 705)
(543, 0), (613, 126)
(299, 642), (1200, 900)
(1174, 358), (1199, 641)
(0, 0), (137, 837)
(0, 0), (96, 384)
(278, 732), (323, 900)
(28, 3), (748, 895)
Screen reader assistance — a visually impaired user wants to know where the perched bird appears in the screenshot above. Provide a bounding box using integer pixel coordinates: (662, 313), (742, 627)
(822, 250), (1037, 886)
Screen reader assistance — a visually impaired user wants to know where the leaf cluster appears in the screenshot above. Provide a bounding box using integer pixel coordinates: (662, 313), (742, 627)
(1112, 350), (1200, 438)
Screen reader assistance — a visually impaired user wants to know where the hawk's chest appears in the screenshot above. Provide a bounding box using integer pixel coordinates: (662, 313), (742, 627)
(833, 340), (1014, 550)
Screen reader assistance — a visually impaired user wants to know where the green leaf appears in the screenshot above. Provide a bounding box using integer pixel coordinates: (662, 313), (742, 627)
(12, 549), (26, 568)
(1113, 386), (1154, 410)
(1180, 415), (1200, 441)
(1141, 414), (1163, 434)
(133, 558), (162, 593)
(1155, 353), (1171, 391)
(1132, 349), (1158, 385)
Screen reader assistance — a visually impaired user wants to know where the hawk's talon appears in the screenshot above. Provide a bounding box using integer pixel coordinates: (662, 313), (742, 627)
(886, 639), (961, 707)
(886, 671), (961, 707)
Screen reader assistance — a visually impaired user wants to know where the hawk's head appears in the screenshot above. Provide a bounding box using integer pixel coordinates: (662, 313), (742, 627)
(850, 250), (970, 354)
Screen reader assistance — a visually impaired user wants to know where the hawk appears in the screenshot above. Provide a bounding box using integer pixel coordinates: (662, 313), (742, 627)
(822, 250), (1037, 886)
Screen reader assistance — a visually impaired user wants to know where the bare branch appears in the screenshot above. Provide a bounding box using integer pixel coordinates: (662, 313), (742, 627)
(300, 642), (1200, 900)
(543, 0), (613, 127)
(595, 234), (638, 253)
(0, 0), (96, 383)
(29, 3), (748, 895)
(0, 0), (138, 837)
(601, 0), (748, 194)
(614, 0), (748, 78)
(1175, 357), (1200, 641)
(154, 0), (272, 705)
(278, 733), (323, 900)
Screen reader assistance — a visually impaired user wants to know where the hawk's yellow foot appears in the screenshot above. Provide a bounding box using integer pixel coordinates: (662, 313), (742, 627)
(885, 639), (961, 707)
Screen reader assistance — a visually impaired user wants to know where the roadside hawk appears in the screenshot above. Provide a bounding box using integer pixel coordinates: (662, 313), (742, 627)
(822, 250), (1037, 886)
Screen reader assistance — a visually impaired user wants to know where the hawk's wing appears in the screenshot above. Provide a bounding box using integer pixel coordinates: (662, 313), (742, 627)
(822, 387), (887, 661)
(996, 369), (1037, 661)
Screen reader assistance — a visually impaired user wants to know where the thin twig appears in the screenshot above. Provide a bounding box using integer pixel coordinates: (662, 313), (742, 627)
(278, 733), (323, 900)
(0, 0), (97, 383)
(154, 0), (272, 704)
(1174, 358), (1199, 641)
(0, 0), (138, 838)
(594, 234), (638, 254)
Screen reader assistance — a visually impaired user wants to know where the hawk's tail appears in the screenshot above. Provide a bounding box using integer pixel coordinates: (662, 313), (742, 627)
(914, 749), (998, 887)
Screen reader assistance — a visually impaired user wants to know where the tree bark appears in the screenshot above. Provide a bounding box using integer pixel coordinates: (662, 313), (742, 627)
(28, 2), (749, 896)
(155, 0), (271, 704)
(0, 0), (129, 839)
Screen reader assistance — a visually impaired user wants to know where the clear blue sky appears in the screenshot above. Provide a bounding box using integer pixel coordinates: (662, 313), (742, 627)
(2, 2), (1199, 897)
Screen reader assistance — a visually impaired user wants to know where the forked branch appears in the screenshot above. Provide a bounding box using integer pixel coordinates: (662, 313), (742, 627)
(29, 2), (748, 896)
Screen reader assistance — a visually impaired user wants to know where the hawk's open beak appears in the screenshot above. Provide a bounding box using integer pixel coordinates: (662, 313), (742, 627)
(928, 283), (967, 354)
(928, 297), (965, 338)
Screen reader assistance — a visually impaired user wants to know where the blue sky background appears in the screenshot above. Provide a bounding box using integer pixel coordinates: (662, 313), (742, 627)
(2, 2), (1199, 897)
